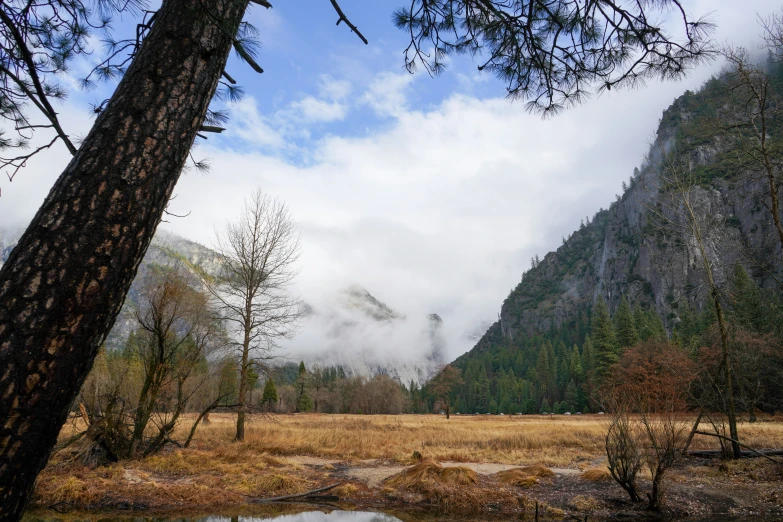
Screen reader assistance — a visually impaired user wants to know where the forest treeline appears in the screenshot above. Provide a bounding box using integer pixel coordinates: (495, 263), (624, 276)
(444, 265), (783, 417)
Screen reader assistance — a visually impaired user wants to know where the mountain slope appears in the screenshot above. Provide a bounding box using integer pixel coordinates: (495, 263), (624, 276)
(447, 74), (783, 414)
(500, 80), (781, 342)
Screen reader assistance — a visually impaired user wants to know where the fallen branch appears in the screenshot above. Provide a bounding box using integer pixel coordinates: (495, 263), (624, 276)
(687, 449), (783, 458)
(693, 430), (782, 464)
(253, 483), (341, 503)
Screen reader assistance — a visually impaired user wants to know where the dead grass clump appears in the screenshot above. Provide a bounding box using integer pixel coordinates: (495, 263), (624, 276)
(384, 459), (516, 513)
(440, 466), (478, 485)
(385, 458), (444, 488)
(385, 459), (477, 487)
(581, 467), (612, 482)
(520, 498), (566, 518)
(256, 473), (303, 492)
(493, 469), (539, 488)
(332, 483), (359, 497)
(569, 494), (602, 511)
(222, 471), (306, 498)
(37, 476), (100, 505)
(517, 463), (555, 478)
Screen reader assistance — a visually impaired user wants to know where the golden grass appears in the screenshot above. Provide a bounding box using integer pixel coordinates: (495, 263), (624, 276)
(492, 469), (539, 488)
(581, 467), (612, 482)
(517, 463), (555, 478)
(39, 413), (783, 511)
(172, 413), (614, 466)
(383, 459), (516, 513)
(385, 459), (478, 488)
(332, 483), (359, 497)
(56, 413), (783, 468)
(569, 494), (602, 511)
(440, 466), (478, 485)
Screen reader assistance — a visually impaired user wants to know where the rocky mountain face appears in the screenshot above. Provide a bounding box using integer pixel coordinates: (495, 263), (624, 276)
(1, 229), (444, 384)
(475, 80), (783, 354)
(102, 231), (223, 350)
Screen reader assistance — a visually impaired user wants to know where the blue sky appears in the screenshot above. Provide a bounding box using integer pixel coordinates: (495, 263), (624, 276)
(2, 0), (783, 363)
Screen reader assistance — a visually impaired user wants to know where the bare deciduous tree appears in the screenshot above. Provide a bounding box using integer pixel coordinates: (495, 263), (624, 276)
(602, 340), (697, 509)
(719, 43), (783, 266)
(204, 190), (301, 441)
(428, 365), (463, 419)
(650, 155), (742, 459)
(72, 270), (224, 462)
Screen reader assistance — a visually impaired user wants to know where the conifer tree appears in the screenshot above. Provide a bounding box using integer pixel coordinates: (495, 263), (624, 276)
(581, 335), (595, 374)
(565, 380), (578, 411)
(615, 296), (639, 349)
(569, 346), (583, 382)
(592, 297), (618, 380)
(295, 361), (312, 413)
(536, 345), (550, 401)
(634, 304), (651, 341)
(647, 309), (668, 340)
(261, 378), (278, 412)
(729, 264), (781, 335)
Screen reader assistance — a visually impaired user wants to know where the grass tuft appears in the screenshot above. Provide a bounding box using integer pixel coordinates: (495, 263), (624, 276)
(581, 467), (612, 482)
(385, 458), (444, 488)
(332, 483), (359, 497)
(517, 463), (555, 478)
(493, 469), (540, 487)
(569, 494), (602, 511)
(441, 466), (478, 485)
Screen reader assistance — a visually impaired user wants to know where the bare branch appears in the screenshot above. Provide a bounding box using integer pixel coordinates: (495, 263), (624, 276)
(328, 0), (368, 45)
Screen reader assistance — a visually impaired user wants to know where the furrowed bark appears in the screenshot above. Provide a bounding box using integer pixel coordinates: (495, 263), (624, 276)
(0, 0), (249, 517)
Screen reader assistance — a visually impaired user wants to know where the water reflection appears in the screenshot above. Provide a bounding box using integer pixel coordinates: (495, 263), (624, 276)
(25, 510), (410, 522)
(203, 513), (401, 522)
(23, 509), (783, 522)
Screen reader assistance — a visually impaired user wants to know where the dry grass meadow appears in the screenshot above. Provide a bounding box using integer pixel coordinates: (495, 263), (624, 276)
(177, 412), (783, 465)
(31, 413), (783, 516)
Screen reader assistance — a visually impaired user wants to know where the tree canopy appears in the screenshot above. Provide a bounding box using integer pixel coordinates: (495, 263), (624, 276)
(394, 0), (714, 113)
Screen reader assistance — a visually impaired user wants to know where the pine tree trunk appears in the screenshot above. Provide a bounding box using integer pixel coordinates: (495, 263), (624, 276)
(0, 0), (248, 517)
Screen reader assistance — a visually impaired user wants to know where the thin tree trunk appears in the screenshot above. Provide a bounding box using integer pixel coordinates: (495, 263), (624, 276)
(749, 74), (783, 267)
(681, 190), (742, 459)
(236, 338), (250, 441)
(185, 398), (236, 448)
(760, 128), (783, 265)
(0, 0), (249, 517)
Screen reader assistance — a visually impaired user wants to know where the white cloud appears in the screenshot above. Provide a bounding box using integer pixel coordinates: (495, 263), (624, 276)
(289, 96), (347, 122)
(361, 71), (415, 117)
(318, 75), (352, 100)
(230, 97), (287, 149)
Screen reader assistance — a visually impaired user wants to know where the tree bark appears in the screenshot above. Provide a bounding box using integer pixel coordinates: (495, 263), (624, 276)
(0, 0), (249, 517)
(235, 334), (250, 441)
